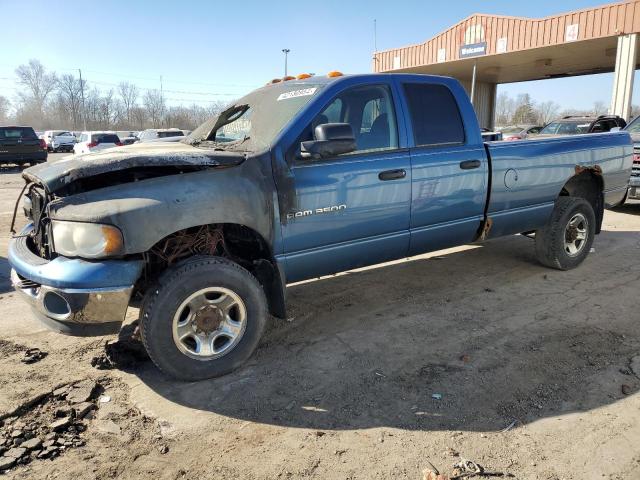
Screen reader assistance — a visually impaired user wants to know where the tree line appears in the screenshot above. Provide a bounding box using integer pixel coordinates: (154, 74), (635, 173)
(495, 91), (640, 127)
(0, 59), (228, 132)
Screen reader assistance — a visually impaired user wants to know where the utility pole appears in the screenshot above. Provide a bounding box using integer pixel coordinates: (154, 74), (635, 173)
(160, 75), (164, 127)
(282, 49), (290, 77)
(374, 19), (378, 53)
(78, 69), (87, 131)
(372, 19), (378, 69)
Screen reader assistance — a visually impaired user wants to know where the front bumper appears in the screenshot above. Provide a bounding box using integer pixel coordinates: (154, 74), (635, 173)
(8, 226), (143, 336)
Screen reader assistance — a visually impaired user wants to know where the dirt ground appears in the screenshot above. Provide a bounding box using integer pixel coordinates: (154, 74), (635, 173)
(0, 154), (639, 479)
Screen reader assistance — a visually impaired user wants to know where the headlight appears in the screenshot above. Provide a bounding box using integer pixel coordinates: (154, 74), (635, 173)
(51, 221), (124, 258)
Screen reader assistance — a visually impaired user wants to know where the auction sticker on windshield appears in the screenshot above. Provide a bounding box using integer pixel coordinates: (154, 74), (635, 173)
(277, 88), (317, 101)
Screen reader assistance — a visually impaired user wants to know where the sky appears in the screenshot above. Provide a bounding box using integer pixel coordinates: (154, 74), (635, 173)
(0, 0), (634, 111)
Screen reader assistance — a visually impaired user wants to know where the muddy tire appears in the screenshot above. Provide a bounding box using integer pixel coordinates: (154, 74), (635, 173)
(534, 197), (595, 270)
(140, 256), (268, 381)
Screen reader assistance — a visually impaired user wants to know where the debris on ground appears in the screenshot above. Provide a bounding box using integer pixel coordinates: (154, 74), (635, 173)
(451, 458), (514, 478)
(21, 348), (47, 364)
(621, 384), (632, 395)
(423, 458), (514, 479)
(90, 323), (148, 371)
(432, 393), (443, 400)
(0, 379), (103, 474)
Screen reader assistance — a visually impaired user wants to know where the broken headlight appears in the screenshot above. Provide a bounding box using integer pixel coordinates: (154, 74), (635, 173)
(51, 221), (124, 258)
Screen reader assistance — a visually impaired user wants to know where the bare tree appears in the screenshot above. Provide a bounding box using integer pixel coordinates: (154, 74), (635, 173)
(592, 101), (608, 116)
(56, 74), (84, 129)
(0, 96), (10, 123)
(536, 100), (560, 125)
(15, 59), (58, 117)
(495, 92), (515, 126)
(98, 89), (116, 128)
(143, 89), (165, 127)
(118, 82), (139, 127)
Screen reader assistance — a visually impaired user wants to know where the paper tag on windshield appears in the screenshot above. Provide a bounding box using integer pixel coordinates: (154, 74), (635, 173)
(277, 87), (317, 101)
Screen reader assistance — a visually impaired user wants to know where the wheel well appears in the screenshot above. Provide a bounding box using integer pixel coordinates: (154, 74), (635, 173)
(559, 169), (604, 233)
(136, 223), (286, 319)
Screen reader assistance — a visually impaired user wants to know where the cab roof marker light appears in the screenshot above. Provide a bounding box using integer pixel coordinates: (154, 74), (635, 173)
(327, 71), (343, 77)
(282, 76), (295, 81)
(296, 73), (312, 80)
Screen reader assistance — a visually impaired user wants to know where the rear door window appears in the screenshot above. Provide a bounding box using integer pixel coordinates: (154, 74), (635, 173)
(402, 83), (465, 146)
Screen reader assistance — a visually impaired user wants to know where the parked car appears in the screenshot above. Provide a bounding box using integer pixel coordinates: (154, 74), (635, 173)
(49, 131), (76, 153)
(0, 126), (47, 166)
(42, 130), (70, 151)
(120, 132), (139, 145)
(137, 128), (185, 143)
(499, 125), (543, 141)
(622, 115), (640, 202)
(9, 73), (632, 380)
(538, 115), (627, 137)
(73, 132), (122, 154)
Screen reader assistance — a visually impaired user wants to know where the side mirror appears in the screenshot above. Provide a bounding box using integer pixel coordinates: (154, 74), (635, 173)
(610, 127), (621, 132)
(300, 123), (356, 160)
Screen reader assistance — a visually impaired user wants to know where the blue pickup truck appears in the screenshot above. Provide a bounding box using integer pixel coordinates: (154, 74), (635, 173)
(8, 73), (632, 380)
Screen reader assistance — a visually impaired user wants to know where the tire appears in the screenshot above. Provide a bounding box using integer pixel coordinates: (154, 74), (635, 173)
(140, 256), (268, 381)
(534, 196), (596, 270)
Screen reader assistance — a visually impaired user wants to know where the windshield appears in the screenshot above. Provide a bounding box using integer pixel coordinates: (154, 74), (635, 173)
(185, 83), (324, 151)
(625, 116), (640, 133)
(540, 121), (590, 135)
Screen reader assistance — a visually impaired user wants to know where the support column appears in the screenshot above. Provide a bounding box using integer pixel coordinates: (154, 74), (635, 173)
(610, 33), (638, 121)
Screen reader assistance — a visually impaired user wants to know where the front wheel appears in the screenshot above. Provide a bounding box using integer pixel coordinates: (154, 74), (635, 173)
(534, 197), (596, 270)
(140, 256), (268, 381)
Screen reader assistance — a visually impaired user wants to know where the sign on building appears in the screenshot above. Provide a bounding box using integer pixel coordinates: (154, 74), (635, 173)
(460, 42), (487, 58)
(496, 37), (508, 54)
(565, 24), (579, 42)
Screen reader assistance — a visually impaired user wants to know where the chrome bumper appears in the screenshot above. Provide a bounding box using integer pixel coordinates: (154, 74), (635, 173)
(11, 270), (132, 335)
(8, 226), (143, 336)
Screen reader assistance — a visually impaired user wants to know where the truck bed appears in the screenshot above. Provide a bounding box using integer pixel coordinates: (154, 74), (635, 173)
(484, 132), (633, 238)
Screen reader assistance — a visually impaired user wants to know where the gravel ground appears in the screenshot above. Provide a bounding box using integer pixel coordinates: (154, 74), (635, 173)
(0, 156), (639, 479)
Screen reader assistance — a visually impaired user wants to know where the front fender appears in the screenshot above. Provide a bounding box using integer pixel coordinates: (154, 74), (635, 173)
(49, 156), (276, 255)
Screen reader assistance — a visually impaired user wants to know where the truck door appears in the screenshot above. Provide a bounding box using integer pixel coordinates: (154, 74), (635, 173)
(400, 81), (488, 255)
(282, 83), (411, 283)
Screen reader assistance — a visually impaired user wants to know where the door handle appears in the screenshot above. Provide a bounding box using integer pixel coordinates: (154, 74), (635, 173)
(459, 160), (481, 170)
(378, 169), (406, 181)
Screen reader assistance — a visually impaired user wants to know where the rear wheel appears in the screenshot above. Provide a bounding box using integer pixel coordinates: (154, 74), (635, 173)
(140, 256), (268, 381)
(534, 197), (595, 270)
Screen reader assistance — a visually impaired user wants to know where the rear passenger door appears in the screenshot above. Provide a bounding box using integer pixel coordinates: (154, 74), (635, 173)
(400, 82), (488, 255)
(282, 83), (412, 283)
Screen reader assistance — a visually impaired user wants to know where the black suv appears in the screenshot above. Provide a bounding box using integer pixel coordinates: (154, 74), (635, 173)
(0, 126), (47, 166)
(538, 115), (627, 136)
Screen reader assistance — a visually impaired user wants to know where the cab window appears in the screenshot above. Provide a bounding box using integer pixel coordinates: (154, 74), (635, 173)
(305, 84), (398, 156)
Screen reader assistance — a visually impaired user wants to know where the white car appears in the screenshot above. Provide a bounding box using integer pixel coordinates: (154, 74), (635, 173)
(137, 128), (185, 143)
(73, 131), (122, 155)
(43, 130), (71, 151)
(50, 131), (76, 152)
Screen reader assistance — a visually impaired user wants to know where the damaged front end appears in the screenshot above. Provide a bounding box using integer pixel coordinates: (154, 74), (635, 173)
(8, 143), (246, 335)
